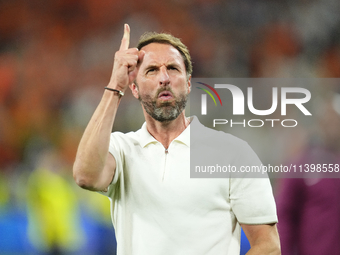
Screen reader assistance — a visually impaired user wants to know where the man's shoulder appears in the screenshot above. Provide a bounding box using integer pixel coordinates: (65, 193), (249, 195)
(190, 118), (262, 176)
(191, 117), (248, 148)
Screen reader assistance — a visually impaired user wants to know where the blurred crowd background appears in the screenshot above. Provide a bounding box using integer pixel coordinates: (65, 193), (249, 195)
(1, 0), (340, 254)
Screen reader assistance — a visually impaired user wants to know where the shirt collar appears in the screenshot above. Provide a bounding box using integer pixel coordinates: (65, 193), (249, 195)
(139, 116), (196, 148)
(139, 122), (158, 148)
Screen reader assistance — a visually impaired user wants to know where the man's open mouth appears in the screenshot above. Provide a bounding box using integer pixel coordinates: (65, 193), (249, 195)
(158, 91), (173, 100)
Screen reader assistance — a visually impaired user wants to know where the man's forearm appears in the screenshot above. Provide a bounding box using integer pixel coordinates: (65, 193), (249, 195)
(246, 242), (281, 255)
(242, 224), (281, 255)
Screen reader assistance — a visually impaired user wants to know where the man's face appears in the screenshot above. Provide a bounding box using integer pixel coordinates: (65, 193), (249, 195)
(132, 43), (191, 122)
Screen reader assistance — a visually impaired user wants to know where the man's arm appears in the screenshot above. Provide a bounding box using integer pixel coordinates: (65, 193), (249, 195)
(241, 223), (281, 255)
(73, 24), (144, 191)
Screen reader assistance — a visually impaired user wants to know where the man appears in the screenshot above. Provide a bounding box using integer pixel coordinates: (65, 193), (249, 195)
(73, 24), (280, 255)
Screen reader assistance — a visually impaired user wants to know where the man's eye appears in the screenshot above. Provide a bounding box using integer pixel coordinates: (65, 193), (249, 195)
(168, 66), (177, 70)
(147, 69), (156, 74)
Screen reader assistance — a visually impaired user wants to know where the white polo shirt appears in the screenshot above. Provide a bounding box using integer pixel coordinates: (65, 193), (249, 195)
(101, 117), (277, 255)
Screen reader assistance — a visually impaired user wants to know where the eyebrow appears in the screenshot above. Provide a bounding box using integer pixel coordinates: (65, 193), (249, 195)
(144, 62), (181, 70)
(167, 63), (181, 69)
(145, 64), (159, 70)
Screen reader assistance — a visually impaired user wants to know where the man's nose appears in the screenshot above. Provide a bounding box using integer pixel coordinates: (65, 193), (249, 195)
(159, 66), (170, 86)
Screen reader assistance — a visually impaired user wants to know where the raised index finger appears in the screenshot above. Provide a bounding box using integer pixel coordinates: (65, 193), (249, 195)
(119, 24), (130, 51)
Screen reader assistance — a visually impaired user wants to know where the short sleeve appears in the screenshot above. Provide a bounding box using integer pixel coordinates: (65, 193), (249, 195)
(230, 177), (278, 224)
(230, 142), (278, 224)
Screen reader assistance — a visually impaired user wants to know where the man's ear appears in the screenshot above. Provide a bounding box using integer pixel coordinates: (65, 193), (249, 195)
(130, 83), (139, 99)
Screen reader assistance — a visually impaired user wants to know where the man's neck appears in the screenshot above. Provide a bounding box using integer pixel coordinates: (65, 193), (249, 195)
(144, 112), (190, 149)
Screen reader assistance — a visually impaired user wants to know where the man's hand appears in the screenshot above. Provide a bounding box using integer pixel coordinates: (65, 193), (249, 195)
(109, 24), (145, 93)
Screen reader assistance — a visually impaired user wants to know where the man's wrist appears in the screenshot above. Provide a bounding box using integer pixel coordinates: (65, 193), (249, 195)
(104, 87), (124, 97)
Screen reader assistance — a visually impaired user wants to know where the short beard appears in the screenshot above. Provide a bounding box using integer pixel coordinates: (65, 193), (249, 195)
(138, 88), (188, 122)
